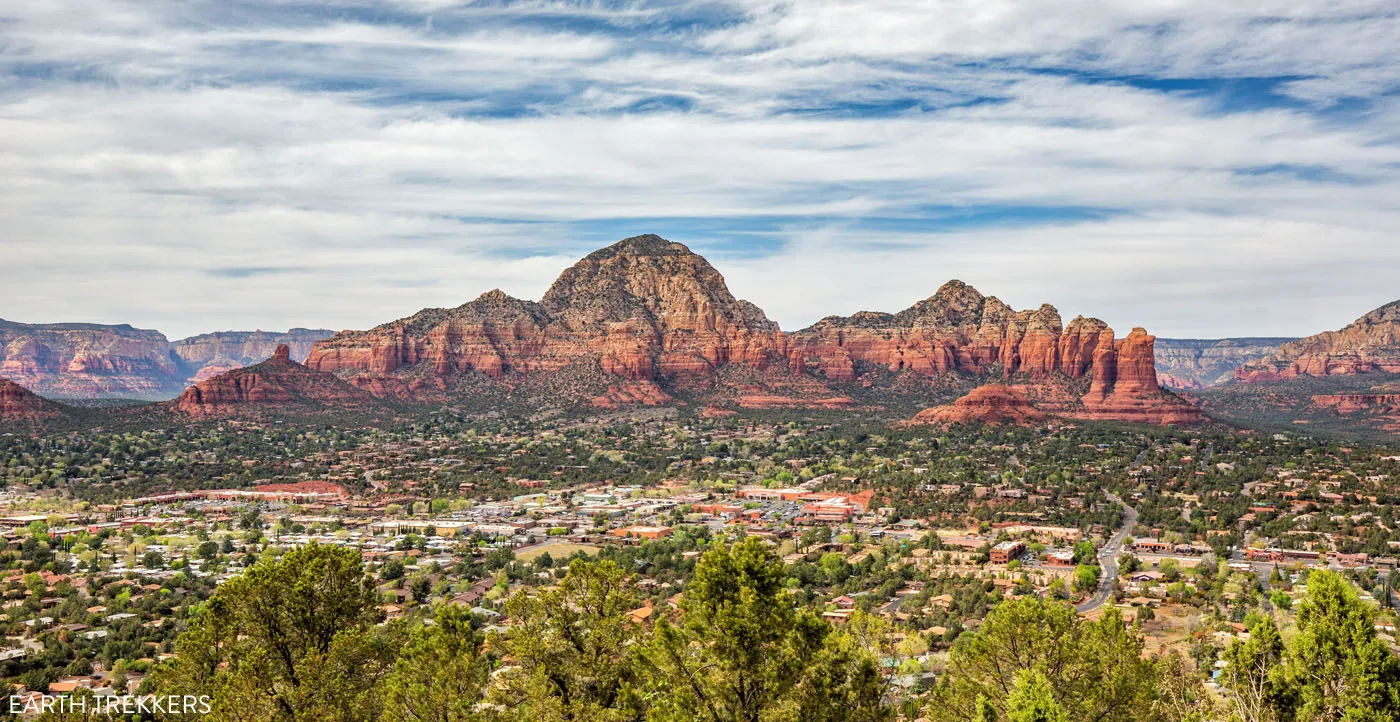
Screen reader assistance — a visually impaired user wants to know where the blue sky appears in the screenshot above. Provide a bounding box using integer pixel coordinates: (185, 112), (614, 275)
(2, 0), (1399, 339)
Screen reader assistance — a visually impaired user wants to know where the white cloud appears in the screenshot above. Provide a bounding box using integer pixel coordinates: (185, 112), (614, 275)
(0, 0), (1397, 339)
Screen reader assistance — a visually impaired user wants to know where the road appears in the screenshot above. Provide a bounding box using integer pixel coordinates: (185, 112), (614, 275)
(1077, 491), (1137, 614)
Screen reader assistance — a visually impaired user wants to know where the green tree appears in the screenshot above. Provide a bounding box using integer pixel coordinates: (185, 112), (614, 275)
(1221, 617), (1285, 722)
(1005, 670), (1067, 722)
(382, 605), (494, 722)
(642, 537), (886, 722)
(1073, 564), (1101, 594)
(1278, 570), (1400, 721)
(498, 559), (644, 722)
(972, 696), (997, 722)
(928, 596), (1156, 722)
(151, 542), (392, 722)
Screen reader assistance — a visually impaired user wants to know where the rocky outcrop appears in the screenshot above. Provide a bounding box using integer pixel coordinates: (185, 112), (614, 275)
(1152, 338), (1295, 389)
(173, 345), (389, 419)
(172, 329), (332, 383)
(788, 284), (1199, 424)
(1310, 394), (1400, 414)
(0, 319), (183, 399)
(0, 379), (63, 422)
(308, 235), (788, 405)
(1236, 300), (1400, 382)
(787, 283), (1120, 382)
(304, 235), (1198, 422)
(910, 384), (1046, 426)
(1076, 328), (1203, 425)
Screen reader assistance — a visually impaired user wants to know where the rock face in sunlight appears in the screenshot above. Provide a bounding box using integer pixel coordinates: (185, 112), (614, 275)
(0, 320), (183, 399)
(304, 234), (1200, 423)
(174, 345), (388, 419)
(1236, 300), (1400, 382)
(910, 384), (1046, 426)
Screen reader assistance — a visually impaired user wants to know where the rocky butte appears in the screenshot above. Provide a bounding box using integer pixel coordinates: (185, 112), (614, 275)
(307, 234), (1201, 425)
(909, 384), (1047, 426)
(0, 378), (64, 423)
(173, 344), (388, 419)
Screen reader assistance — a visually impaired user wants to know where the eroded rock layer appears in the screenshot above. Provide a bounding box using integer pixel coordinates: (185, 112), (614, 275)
(174, 345), (388, 419)
(1237, 301), (1400, 382)
(305, 235), (1199, 423)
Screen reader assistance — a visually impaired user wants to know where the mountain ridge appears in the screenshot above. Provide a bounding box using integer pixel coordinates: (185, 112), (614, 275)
(306, 235), (1201, 424)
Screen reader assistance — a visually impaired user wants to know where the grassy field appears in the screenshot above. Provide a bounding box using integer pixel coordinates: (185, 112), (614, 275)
(515, 541), (601, 563)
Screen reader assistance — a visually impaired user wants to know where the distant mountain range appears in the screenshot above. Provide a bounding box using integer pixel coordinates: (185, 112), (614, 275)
(1154, 338), (1297, 389)
(0, 322), (331, 399)
(3, 235), (1397, 440)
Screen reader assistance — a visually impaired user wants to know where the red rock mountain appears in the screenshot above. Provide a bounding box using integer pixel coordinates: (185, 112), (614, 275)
(306, 235), (1199, 424)
(0, 320), (332, 398)
(173, 345), (389, 419)
(0, 378), (63, 423)
(0, 320), (182, 398)
(1236, 300), (1400, 382)
(910, 384), (1046, 426)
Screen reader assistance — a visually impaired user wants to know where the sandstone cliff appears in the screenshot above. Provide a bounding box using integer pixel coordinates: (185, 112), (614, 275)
(0, 320), (338, 399)
(305, 235), (1199, 424)
(173, 345), (390, 419)
(789, 283), (1200, 424)
(1236, 300), (1400, 382)
(1154, 338), (1295, 389)
(307, 235), (788, 397)
(172, 329), (332, 383)
(0, 319), (183, 399)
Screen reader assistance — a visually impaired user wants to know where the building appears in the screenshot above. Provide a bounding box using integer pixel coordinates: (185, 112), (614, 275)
(990, 540), (1026, 564)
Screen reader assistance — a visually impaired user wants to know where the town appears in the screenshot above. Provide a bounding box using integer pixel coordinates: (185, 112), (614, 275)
(2, 412), (1397, 716)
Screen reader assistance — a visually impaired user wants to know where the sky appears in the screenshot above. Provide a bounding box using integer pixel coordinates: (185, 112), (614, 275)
(2, 0), (1399, 340)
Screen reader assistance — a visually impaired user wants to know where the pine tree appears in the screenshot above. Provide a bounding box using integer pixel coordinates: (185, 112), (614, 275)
(382, 605), (494, 722)
(1005, 671), (1067, 722)
(497, 559), (645, 722)
(1221, 617), (1285, 722)
(1279, 570), (1400, 721)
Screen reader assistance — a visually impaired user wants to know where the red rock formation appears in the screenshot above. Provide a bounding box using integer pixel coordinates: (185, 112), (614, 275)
(0, 379), (62, 422)
(172, 328), (332, 384)
(308, 236), (788, 397)
(1237, 300), (1400, 382)
(590, 381), (673, 409)
(1076, 328), (1203, 425)
(910, 384), (1047, 426)
(174, 345), (387, 419)
(303, 235), (1197, 422)
(0, 319), (181, 398)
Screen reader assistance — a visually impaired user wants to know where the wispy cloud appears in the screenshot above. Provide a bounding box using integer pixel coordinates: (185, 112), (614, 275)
(0, 0), (1397, 338)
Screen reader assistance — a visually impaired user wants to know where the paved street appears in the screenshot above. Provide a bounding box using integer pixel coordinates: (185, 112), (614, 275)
(1077, 492), (1136, 614)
